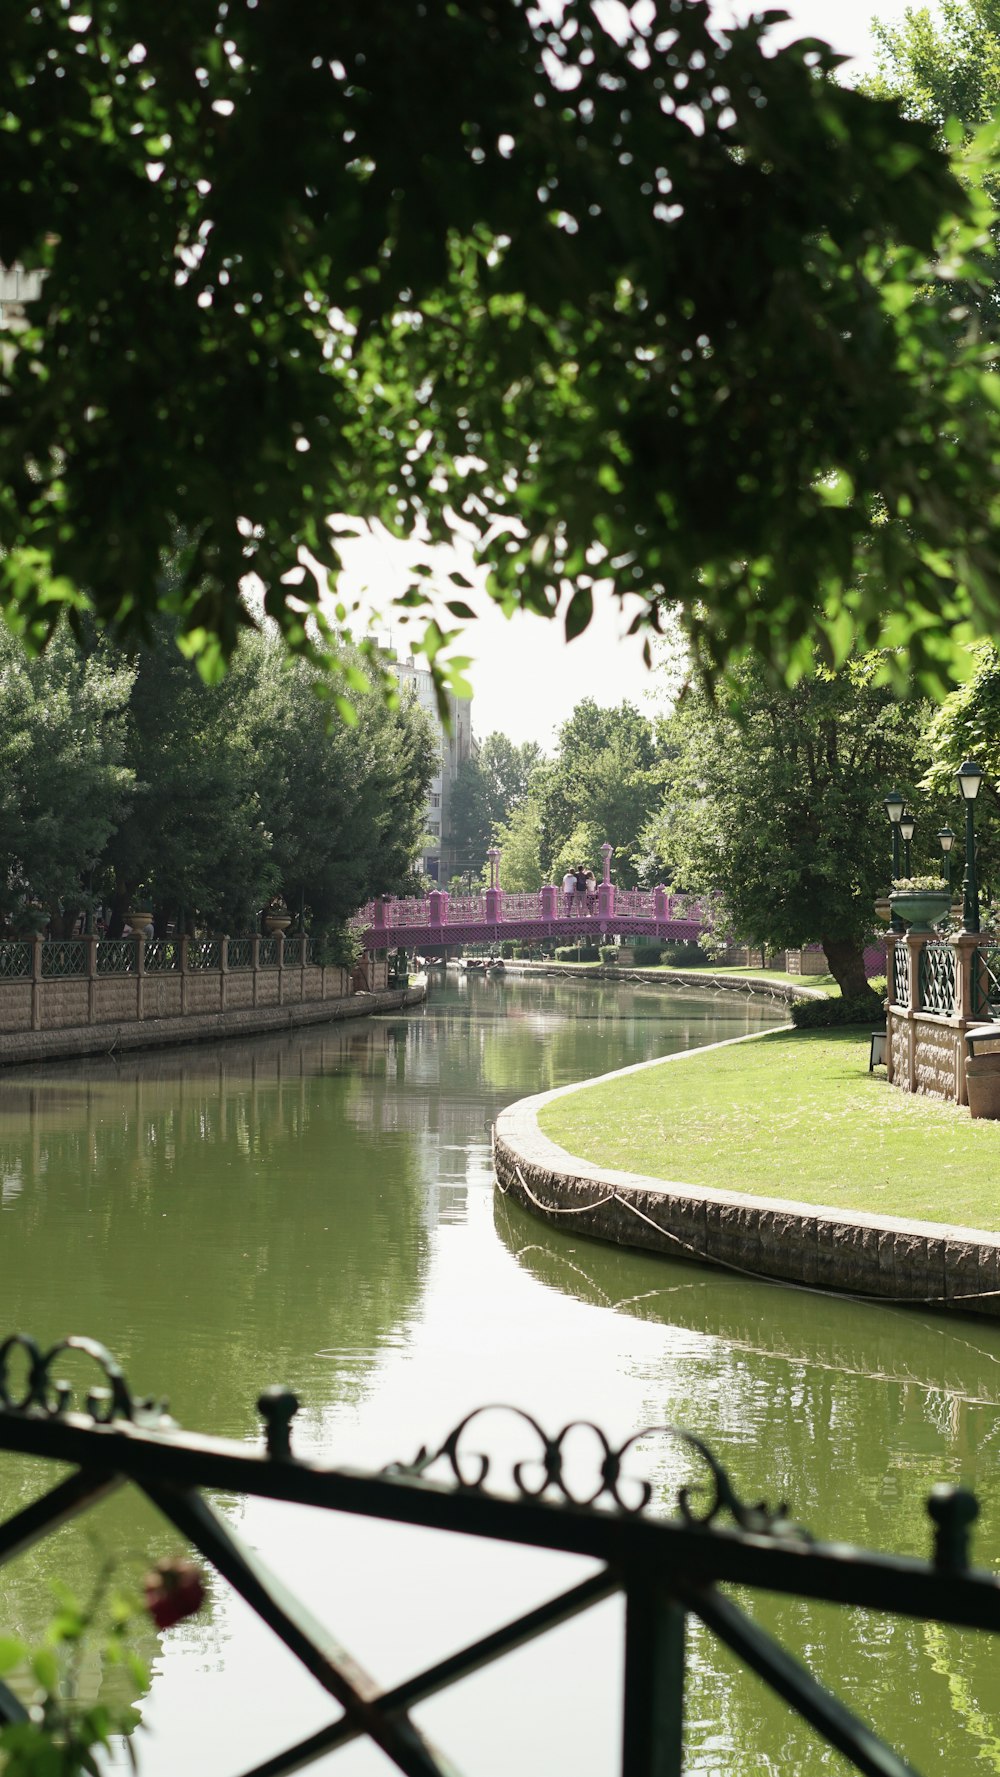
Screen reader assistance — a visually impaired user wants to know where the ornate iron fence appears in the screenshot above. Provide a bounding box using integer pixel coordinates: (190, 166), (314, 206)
(0, 1330), (996, 1777)
(258, 937), (279, 968)
(187, 938), (221, 971)
(891, 940), (910, 1009)
(39, 939), (87, 978)
(918, 942), (956, 1015)
(975, 945), (1000, 1018)
(144, 938), (181, 972)
(95, 937), (136, 976)
(227, 938), (254, 970)
(0, 941), (32, 979)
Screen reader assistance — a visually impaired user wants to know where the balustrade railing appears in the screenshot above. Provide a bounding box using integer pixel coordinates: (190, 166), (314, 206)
(918, 942), (956, 1016)
(0, 1330), (995, 1777)
(95, 936), (136, 975)
(187, 938), (221, 971)
(40, 939), (87, 978)
(975, 945), (1000, 1019)
(356, 888), (703, 930)
(227, 937), (254, 970)
(258, 936), (279, 968)
(144, 937), (181, 971)
(0, 941), (32, 979)
(891, 940), (910, 1009)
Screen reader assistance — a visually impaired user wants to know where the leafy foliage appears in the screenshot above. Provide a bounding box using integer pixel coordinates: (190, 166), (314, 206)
(0, 628), (134, 928)
(3, 6), (1000, 698)
(534, 699), (661, 886)
(643, 654), (932, 997)
(0, 1576), (148, 1777)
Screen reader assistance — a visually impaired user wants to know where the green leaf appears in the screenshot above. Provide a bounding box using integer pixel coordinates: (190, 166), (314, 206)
(564, 585), (593, 642)
(0, 1636), (26, 1676)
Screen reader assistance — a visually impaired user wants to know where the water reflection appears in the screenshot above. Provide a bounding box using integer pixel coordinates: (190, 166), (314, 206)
(5, 975), (991, 1773)
(495, 1190), (1000, 1772)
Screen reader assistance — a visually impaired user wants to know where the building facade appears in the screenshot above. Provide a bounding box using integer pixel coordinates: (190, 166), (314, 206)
(393, 660), (473, 884)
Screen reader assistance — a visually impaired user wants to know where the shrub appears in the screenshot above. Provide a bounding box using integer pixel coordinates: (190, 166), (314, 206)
(555, 944), (600, 962)
(660, 941), (709, 967)
(630, 944), (666, 967)
(790, 991), (884, 1029)
(599, 946), (619, 964)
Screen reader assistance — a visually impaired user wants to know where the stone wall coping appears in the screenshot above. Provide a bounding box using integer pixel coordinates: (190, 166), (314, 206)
(496, 1026), (1000, 1253)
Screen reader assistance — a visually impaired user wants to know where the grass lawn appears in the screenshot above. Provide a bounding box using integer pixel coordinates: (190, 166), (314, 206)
(537, 1027), (1000, 1232)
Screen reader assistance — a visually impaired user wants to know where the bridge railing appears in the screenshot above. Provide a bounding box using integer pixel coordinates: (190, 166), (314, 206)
(357, 887), (704, 931)
(0, 1331), (994, 1777)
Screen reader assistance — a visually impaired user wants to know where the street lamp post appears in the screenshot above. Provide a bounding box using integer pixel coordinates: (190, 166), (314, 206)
(938, 827), (956, 893)
(884, 791), (905, 934)
(957, 761), (984, 934)
(899, 810), (915, 879)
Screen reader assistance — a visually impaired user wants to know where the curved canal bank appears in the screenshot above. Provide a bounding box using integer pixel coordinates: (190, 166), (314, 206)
(495, 1026), (1000, 1319)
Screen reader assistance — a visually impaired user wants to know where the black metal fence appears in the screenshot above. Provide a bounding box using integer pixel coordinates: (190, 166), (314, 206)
(1, 1332), (997, 1777)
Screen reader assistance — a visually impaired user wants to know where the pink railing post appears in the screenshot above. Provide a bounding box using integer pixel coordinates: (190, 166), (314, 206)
(428, 890), (448, 928)
(372, 897), (387, 932)
(653, 885), (669, 920)
(540, 885), (557, 918)
(485, 886), (502, 922)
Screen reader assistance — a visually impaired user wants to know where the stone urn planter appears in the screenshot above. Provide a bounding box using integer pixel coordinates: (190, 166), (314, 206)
(127, 908), (153, 935)
(873, 896), (891, 925)
(966, 1053), (1000, 1119)
(264, 911), (291, 937)
(888, 889), (951, 935)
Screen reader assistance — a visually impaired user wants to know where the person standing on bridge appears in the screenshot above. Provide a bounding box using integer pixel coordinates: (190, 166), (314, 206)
(574, 867), (589, 916)
(585, 867), (597, 914)
(562, 868), (577, 917)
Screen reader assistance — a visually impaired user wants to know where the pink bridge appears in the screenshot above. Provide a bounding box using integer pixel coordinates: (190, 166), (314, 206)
(356, 844), (704, 950)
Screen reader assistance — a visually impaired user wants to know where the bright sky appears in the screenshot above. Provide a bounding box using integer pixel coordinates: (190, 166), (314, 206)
(338, 0), (930, 752)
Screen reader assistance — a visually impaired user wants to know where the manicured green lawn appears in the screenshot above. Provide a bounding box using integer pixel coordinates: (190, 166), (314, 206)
(538, 1027), (1000, 1231)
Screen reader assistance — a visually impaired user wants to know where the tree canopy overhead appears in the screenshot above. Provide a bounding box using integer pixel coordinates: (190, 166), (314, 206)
(4, 2), (1000, 699)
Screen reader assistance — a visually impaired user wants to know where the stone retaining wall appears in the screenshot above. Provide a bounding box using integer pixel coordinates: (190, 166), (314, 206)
(0, 982), (424, 1068)
(494, 1034), (1000, 1319)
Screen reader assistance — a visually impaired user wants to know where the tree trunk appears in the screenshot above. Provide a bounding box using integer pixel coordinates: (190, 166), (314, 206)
(821, 936), (876, 1002)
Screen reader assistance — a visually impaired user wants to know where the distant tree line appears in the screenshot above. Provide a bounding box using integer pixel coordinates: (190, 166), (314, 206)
(448, 701), (665, 893)
(0, 621), (436, 942)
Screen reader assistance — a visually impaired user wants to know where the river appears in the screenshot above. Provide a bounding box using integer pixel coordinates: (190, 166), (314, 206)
(1, 972), (998, 1774)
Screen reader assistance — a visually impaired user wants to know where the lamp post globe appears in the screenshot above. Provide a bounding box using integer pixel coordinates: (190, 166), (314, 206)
(899, 810), (915, 879)
(938, 827), (956, 892)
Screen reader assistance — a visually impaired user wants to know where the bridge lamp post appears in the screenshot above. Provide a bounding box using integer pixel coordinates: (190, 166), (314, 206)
(899, 810), (915, 879)
(957, 760), (984, 934)
(937, 827), (955, 893)
(884, 791), (905, 935)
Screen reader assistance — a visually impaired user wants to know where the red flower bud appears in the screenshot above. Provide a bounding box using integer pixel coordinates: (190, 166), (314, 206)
(143, 1557), (206, 1630)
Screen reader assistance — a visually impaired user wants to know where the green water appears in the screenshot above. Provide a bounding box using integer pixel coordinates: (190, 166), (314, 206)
(1, 973), (998, 1774)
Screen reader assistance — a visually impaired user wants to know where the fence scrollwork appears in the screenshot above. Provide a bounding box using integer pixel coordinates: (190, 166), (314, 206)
(384, 1404), (808, 1537)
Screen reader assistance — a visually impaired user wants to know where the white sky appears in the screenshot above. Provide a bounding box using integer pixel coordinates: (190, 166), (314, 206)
(338, 0), (931, 751)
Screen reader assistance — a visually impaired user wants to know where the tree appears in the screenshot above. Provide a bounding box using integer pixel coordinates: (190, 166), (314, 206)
(0, 627), (135, 930)
(922, 643), (1000, 904)
(3, 6), (1000, 699)
(495, 803), (544, 893)
(534, 700), (660, 886)
(447, 732), (542, 878)
(242, 640), (438, 934)
(865, 0), (1000, 327)
(101, 623), (274, 934)
(642, 657), (933, 999)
